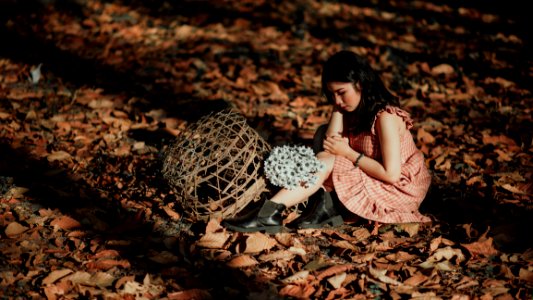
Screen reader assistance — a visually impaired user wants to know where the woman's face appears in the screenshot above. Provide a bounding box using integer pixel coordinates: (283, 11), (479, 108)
(326, 81), (361, 112)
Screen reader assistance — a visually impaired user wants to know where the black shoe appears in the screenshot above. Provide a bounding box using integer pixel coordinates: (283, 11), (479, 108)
(222, 200), (286, 234)
(290, 189), (343, 229)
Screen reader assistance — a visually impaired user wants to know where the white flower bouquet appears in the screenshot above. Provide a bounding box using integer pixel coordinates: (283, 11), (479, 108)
(264, 145), (325, 190)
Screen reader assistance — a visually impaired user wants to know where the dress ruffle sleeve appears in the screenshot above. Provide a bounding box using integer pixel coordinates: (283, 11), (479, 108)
(371, 105), (414, 135)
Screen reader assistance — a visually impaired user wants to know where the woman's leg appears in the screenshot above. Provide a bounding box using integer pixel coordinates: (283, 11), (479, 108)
(222, 125), (336, 233)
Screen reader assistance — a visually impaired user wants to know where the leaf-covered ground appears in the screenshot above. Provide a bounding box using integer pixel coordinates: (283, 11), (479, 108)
(1, 0), (532, 299)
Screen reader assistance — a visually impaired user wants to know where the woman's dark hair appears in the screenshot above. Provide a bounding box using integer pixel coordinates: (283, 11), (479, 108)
(321, 50), (399, 134)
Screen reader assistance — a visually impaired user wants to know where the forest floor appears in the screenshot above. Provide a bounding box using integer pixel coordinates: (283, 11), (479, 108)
(0, 0), (532, 299)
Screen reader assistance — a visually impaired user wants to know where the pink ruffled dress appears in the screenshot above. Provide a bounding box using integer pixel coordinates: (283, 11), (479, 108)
(327, 106), (431, 223)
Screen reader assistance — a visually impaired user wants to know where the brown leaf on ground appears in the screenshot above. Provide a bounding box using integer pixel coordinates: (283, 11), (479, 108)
(281, 270), (311, 284)
(327, 272), (347, 289)
(395, 223), (420, 237)
(67, 271), (115, 288)
(167, 289), (213, 300)
(47, 151), (72, 162)
(404, 273), (429, 286)
(259, 249), (296, 262)
(317, 264), (356, 280)
(91, 249), (120, 259)
(519, 268), (533, 283)
(369, 266), (402, 285)
(226, 255), (258, 268)
(385, 251), (417, 263)
(431, 64), (454, 76)
(42, 269), (74, 285)
(461, 231), (499, 257)
(4, 187), (29, 199)
(241, 232), (278, 253)
(162, 205), (182, 221)
(417, 128), (436, 144)
(115, 275), (135, 290)
(332, 240), (358, 251)
(279, 284), (316, 299)
(196, 231), (230, 249)
(0, 111), (11, 119)
(50, 215), (81, 231)
(86, 259), (131, 270)
(5, 222), (29, 237)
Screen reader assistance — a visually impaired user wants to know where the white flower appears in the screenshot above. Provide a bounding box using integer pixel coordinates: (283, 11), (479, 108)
(264, 145), (325, 190)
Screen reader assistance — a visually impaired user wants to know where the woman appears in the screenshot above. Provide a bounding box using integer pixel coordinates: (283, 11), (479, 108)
(222, 50), (432, 233)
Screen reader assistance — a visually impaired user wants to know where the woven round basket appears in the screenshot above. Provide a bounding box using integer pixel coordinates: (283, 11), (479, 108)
(162, 108), (271, 222)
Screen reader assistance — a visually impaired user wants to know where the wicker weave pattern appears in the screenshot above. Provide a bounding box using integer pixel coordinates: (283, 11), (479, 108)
(162, 109), (271, 221)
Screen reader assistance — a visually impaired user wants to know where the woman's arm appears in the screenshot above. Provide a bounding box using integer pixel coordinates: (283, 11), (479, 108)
(358, 112), (402, 183)
(326, 106), (344, 137)
(324, 112), (402, 184)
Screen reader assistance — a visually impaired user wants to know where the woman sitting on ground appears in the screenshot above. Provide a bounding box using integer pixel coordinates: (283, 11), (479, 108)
(222, 50), (432, 233)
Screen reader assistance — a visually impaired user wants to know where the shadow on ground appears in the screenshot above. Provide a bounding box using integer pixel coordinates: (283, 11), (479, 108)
(0, 143), (279, 299)
(420, 182), (532, 253)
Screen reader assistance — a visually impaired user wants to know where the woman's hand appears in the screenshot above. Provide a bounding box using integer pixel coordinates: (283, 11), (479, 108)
(323, 135), (353, 158)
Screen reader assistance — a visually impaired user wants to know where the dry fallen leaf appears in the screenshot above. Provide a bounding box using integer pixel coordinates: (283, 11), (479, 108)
(226, 255), (258, 268)
(91, 249), (120, 259)
(42, 269), (74, 285)
(385, 251), (417, 263)
(67, 271), (115, 288)
(327, 272), (347, 289)
(4, 187), (29, 199)
(195, 231), (230, 249)
(167, 289), (213, 300)
(518, 268), (533, 283)
(50, 215), (81, 231)
(115, 275), (135, 290)
(43, 285), (65, 300)
(369, 266), (402, 285)
(454, 275), (479, 290)
(461, 231), (499, 257)
(119, 275), (164, 298)
(242, 232), (278, 253)
(88, 99), (114, 109)
(47, 151), (72, 162)
(0, 111), (11, 119)
(5, 222), (29, 238)
(395, 223), (420, 237)
(420, 246), (466, 270)
(332, 240), (358, 251)
(352, 227), (371, 242)
(162, 205), (181, 220)
(500, 183), (528, 195)
(417, 128), (436, 144)
(431, 63), (454, 76)
(317, 264), (355, 280)
(258, 249), (296, 262)
(403, 273), (428, 286)
(89, 272), (115, 288)
(429, 236), (455, 252)
(205, 218), (223, 233)
(279, 284), (315, 299)
(66, 271), (92, 286)
(86, 259), (131, 270)
(281, 270), (311, 284)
